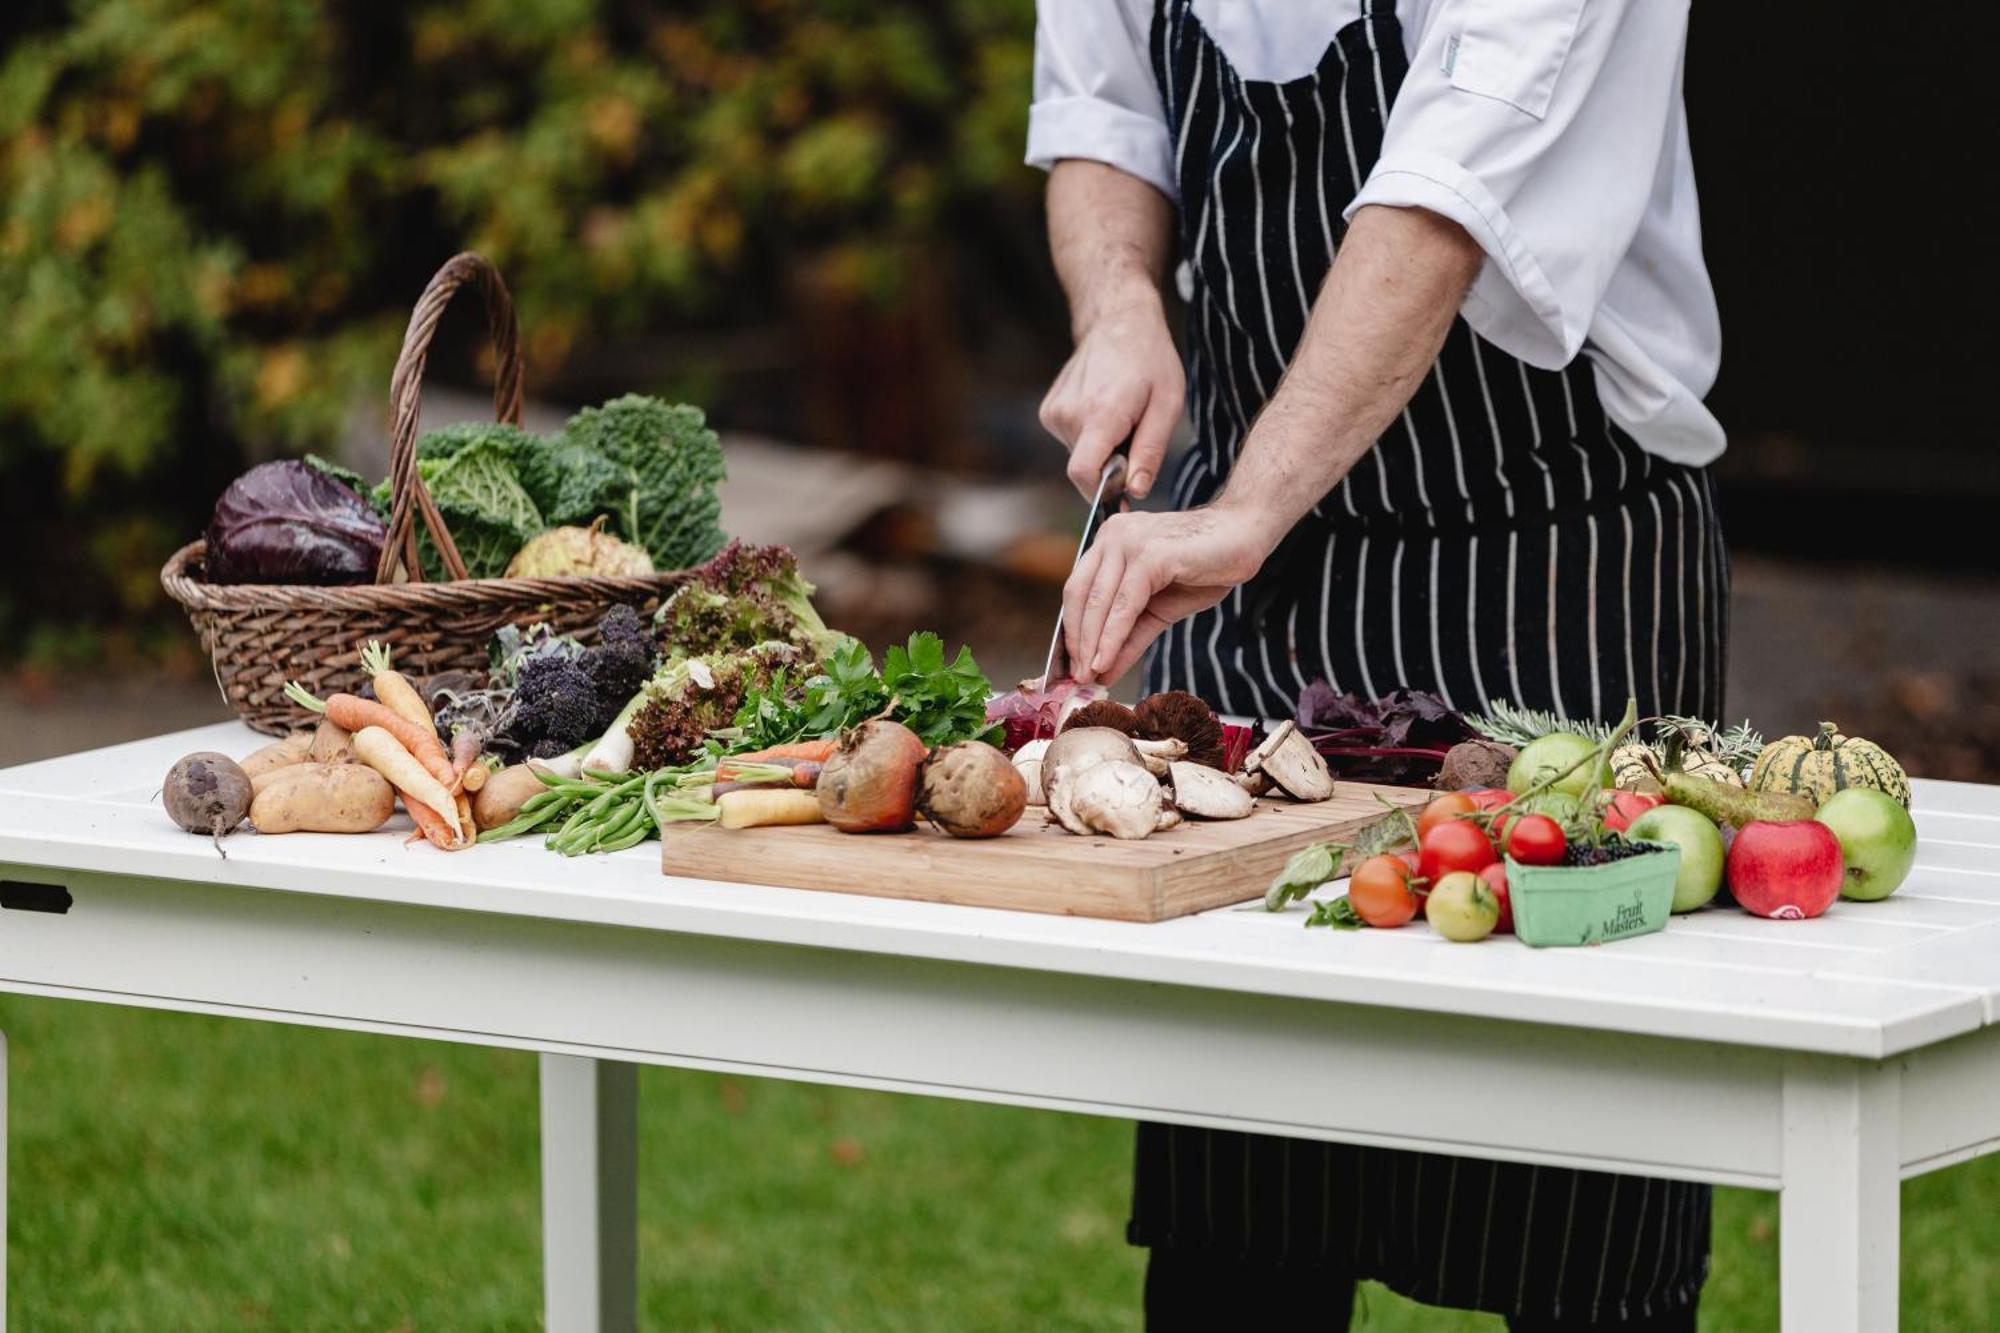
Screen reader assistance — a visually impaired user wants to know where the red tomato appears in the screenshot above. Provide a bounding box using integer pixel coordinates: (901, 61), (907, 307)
(1478, 861), (1513, 934)
(1601, 790), (1665, 833)
(1417, 792), (1479, 840)
(1466, 788), (1518, 839)
(1349, 854), (1420, 928)
(1418, 820), (1498, 881)
(1506, 814), (1568, 866)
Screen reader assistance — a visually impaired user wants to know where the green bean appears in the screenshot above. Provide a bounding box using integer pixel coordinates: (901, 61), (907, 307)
(596, 822), (653, 854)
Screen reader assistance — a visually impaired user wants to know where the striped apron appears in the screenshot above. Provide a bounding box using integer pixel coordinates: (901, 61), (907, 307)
(1129, 0), (1727, 1321)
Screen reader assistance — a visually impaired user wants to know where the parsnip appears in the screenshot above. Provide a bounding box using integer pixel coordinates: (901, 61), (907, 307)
(718, 788), (825, 829)
(352, 725), (463, 841)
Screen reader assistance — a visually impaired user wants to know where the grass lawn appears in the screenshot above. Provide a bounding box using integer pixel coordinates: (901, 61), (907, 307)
(3, 996), (1996, 1330)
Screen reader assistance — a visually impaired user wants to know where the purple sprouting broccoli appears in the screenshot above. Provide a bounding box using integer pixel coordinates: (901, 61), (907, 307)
(492, 605), (662, 761)
(657, 541), (842, 663)
(587, 603), (658, 708)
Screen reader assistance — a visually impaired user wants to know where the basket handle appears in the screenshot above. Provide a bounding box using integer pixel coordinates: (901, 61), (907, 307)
(375, 252), (526, 584)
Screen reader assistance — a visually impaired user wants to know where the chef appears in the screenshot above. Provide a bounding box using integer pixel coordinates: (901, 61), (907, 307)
(1029, 1), (1725, 1329)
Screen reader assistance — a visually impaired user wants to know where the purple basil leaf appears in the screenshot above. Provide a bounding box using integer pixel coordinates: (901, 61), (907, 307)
(204, 459), (387, 585)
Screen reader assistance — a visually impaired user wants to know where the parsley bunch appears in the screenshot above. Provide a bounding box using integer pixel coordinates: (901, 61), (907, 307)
(729, 633), (1001, 751)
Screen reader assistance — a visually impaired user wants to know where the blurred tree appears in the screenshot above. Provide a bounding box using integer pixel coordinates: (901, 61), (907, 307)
(0, 0), (1040, 657)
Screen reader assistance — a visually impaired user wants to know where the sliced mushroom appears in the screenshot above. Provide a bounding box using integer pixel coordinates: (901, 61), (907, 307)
(1154, 807), (1184, 833)
(1245, 721), (1336, 802)
(1059, 759), (1165, 839)
(1129, 735), (1188, 778)
(1042, 727), (1144, 813)
(1013, 738), (1052, 806)
(1168, 761), (1255, 819)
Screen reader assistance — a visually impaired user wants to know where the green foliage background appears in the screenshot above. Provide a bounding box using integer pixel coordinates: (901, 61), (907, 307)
(0, 0), (1039, 660)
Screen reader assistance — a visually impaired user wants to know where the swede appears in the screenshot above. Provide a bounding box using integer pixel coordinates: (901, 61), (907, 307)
(817, 720), (926, 833)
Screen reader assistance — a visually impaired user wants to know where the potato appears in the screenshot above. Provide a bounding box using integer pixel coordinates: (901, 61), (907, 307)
(249, 762), (395, 834)
(310, 718), (356, 765)
(239, 731), (313, 780)
(472, 763), (548, 831)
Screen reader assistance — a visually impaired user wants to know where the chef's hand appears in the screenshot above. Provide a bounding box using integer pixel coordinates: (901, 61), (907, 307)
(1062, 504), (1282, 684)
(1038, 296), (1183, 502)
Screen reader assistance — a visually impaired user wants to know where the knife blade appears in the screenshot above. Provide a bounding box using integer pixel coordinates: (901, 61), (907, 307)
(1042, 447), (1129, 685)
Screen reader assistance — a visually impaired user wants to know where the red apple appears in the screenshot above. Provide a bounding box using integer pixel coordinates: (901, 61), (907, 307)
(1601, 790), (1664, 833)
(1727, 820), (1844, 920)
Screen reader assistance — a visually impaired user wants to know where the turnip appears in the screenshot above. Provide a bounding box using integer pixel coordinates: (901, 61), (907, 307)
(919, 742), (1027, 838)
(817, 719), (927, 833)
(163, 751), (254, 856)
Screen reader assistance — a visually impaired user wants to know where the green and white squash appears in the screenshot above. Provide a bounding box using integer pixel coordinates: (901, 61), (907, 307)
(1612, 720), (1744, 793)
(1749, 723), (1910, 808)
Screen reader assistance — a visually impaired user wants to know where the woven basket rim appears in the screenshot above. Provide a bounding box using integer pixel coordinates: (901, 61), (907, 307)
(161, 539), (692, 612)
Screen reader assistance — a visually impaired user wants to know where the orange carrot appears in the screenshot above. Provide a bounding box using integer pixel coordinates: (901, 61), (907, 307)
(717, 740), (837, 781)
(404, 794), (464, 850)
(286, 683), (453, 788)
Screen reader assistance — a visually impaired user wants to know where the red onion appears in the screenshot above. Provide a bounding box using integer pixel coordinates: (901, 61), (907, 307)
(984, 678), (1109, 753)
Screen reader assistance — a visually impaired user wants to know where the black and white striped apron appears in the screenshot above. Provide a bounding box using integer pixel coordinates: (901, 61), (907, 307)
(1129, 0), (1726, 1321)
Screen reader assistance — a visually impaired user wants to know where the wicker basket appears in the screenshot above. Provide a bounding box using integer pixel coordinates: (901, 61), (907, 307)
(162, 253), (696, 736)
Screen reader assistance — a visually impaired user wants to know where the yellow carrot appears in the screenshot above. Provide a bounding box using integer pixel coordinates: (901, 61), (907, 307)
(360, 641), (437, 739)
(352, 725), (463, 842)
(717, 788), (825, 829)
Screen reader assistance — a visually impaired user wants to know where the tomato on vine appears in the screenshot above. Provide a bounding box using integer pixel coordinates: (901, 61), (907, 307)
(1478, 861), (1514, 934)
(1348, 854), (1421, 928)
(1416, 792), (1479, 840)
(1418, 819), (1498, 880)
(1506, 814), (1568, 866)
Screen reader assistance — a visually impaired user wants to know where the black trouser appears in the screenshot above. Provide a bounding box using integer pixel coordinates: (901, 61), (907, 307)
(1143, 1248), (1699, 1332)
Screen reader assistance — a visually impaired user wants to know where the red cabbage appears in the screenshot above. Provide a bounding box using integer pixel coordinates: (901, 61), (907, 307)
(204, 460), (388, 585)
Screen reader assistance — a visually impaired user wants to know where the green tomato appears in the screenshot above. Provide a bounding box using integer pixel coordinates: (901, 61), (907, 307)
(1816, 788), (1918, 901)
(1507, 732), (1613, 799)
(1514, 790), (1583, 823)
(1424, 870), (1500, 942)
(1626, 804), (1728, 912)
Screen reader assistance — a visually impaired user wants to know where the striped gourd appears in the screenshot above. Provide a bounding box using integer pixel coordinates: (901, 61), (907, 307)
(1749, 723), (1911, 808)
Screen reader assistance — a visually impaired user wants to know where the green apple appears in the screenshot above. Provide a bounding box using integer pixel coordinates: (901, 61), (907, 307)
(1817, 788), (1918, 901)
(1507, 732), (1612, 798)
(1626, 804), (1727, 912)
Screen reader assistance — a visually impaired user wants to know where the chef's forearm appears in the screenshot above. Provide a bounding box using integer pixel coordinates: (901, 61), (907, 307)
(1047, 159), (1175, 340)
(1212, 205), (1485, 548)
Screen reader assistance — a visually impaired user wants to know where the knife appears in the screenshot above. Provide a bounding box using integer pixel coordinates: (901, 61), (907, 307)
(1042, 445), (1129, 685)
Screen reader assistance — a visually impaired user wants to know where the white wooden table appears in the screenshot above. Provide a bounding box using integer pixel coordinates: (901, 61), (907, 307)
(3, 723), (1999, 1331)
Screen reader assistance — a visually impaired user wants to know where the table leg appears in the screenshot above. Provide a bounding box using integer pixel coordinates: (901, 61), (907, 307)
(539, 1054), (638, 1333)
(1780, 1055), (1899, 1333)
(2, 1027), (9, 1333)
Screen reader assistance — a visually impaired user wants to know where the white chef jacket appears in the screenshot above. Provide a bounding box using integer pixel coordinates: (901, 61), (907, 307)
(1028, 0), (1724, 465)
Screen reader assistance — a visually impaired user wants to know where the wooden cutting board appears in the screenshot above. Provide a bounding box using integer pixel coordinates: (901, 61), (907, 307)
(662, 781), (1430, 922)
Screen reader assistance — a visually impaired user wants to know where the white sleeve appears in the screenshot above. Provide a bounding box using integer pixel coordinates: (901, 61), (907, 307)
(1026, 0), (1176, 200)
(1348, 0), (1691, 367)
